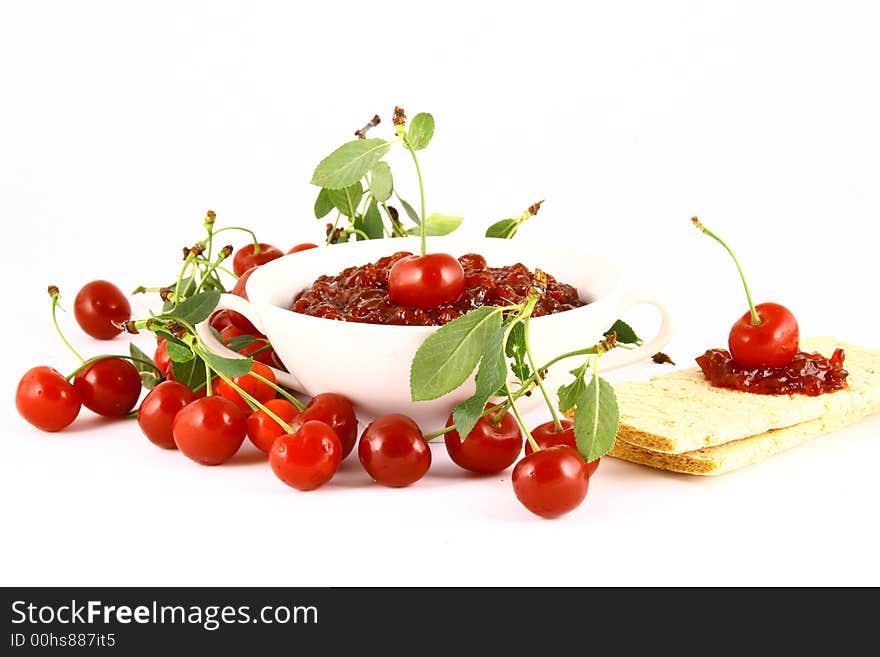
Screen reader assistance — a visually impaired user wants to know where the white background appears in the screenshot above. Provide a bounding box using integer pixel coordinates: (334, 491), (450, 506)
(2, 1), (879, 586)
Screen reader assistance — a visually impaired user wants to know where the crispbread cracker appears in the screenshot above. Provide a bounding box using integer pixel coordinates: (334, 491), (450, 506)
(612, 337), (880, 454)
(609, 408), (879, 475)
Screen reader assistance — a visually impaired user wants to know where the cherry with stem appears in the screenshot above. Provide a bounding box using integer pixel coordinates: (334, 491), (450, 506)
(692, 217), (799, 369)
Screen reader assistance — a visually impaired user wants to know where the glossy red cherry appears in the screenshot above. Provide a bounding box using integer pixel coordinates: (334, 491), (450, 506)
(73, 280), (131, 339)
(270, 420), (342, 491)
(729, 302), (799, 369)
(172, 396), (246, 465)
(512, 445), (590, 518)
(288, 393), (358, 460)
(246, 398), (301, 453)
(358, 414), (432, 487)
(232, 243), (283, 277)
(214, 361), (277, 414)
(73, 358), (142, 418)
(388, 253), (465, 310)
(137, 381), (196, 449)
(16, 366), (82, 432)
(154, 339), (172, 378)
(526, 419), (600, 477)
(444, 410), (523, 474)
(288, 243), (319, 254)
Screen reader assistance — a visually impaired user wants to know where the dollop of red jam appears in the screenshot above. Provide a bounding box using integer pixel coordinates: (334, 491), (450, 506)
(696, 347), (848, 396)
(291, 251), (585, 326)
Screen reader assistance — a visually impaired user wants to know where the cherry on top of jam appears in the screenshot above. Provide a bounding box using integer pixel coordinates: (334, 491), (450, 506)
(692, 217), (800, 369)
(291, 251), (584, 326)
(387, 252), (465, 310)
(696, 347), (848, 396)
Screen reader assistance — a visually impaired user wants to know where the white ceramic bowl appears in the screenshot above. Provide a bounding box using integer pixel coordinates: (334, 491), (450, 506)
(196, 236), (672, 430)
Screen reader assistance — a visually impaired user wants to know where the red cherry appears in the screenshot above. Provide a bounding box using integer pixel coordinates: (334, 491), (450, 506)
(512, 445), (590, 519)
(444, 410), (523, 474)
(358, 414), (432, 487)
(73, 358), (142, 418)
(73, 280), (131, 339)
(154, 339), (172, 378)
(137, 381), (196, 449)
(729, 302), (800, 369)
(388, 253), (465, 310)
(269, 421), (342, 491)
(246, 398), (301, 453)
(232, 243), (283, 277)
(214, 361), (277, 414)
(288, 393), (358, 460)
(526, 419), (600, 477)
(172, 396), (246, 465)
(15, 366), (82, 432)
(288, 243), (319, 254)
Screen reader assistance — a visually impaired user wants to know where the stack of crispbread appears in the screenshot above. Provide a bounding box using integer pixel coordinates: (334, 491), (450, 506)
(602, 337), (880, 475)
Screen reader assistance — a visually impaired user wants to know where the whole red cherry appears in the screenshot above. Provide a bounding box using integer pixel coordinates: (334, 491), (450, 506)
(16, 366), (82, 432)
(513, 445), (590, 519)
(729, 302), (799, 369)
(232, 243), (283, 277)
(74, 280), (131, 339)
(388, 253), (465, 310)
(444, 410), (523, 474)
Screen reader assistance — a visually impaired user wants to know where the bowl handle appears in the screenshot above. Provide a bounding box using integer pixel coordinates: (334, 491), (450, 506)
(194, 294), (304, 391)
(599, 289), (674, 371)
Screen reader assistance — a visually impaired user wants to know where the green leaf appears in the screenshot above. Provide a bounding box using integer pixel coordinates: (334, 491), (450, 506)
(328, 181), (364, 218)
(200, 349), (254, 378)
(453, 324), (509, 440)
(398, 196), (420, 224)
(354, 200), (384, 240)
(410, 307), (503, 401)
(406, 213), (463, 236)
(165, 341), (195, 363)
(170, 354), (208, 393)
(407, 113), (435, 150)
(226, 334), (260, 352)
(485, 218), (518, 239)
(573, 375), (619, 462)
(505, 321), (532, 383)
(311, 138), (391, 190)
(557, 367), (587, 412)
(314, 188), (334, 219)
(164, 291), (221, 325)
(605, 319), (643, 346)
(369, 161), (393, 202)
(130, 343), (159, 390)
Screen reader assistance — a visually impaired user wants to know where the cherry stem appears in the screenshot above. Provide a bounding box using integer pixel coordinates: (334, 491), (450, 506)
(204, 359), (213, 396)
(404, 138), (428, 256)
(249, 372), (307, 412)
(193, 346), (293, 432)
(505, 380), (540, 453)
(48, 288), (85, 364)
(522, 306), (562, 432)
(66, 353), (161, 381)
(212, 226), (261, 254)
(692, 217), (761, 326)
(193, 252), (230, 296)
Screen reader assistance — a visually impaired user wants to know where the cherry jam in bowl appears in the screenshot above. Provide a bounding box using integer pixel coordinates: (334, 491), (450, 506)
(195, 236), (673, 430)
